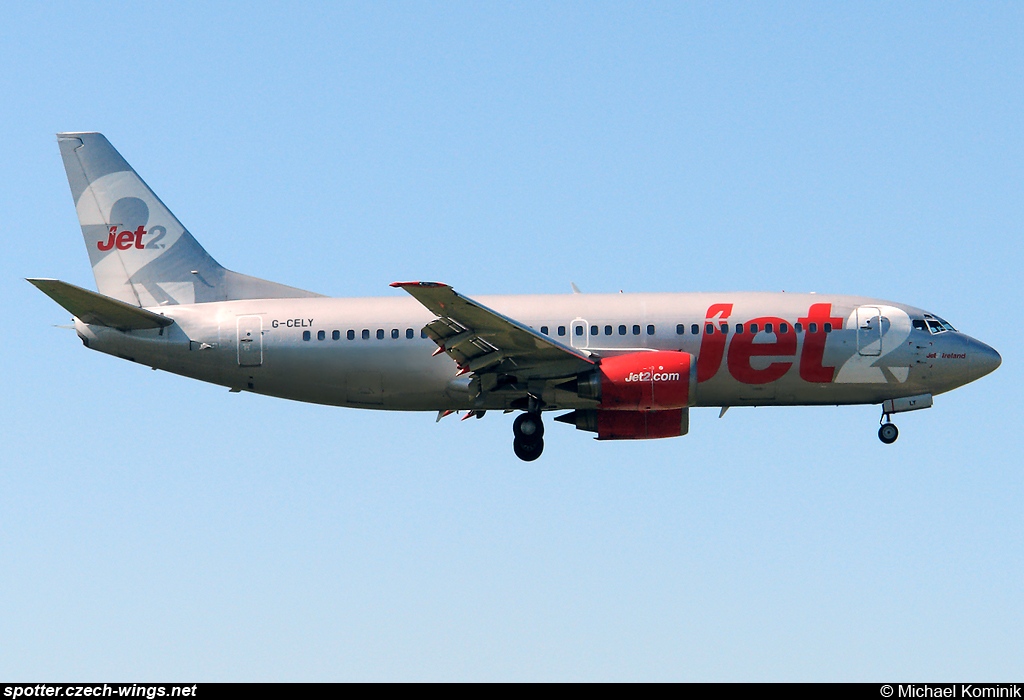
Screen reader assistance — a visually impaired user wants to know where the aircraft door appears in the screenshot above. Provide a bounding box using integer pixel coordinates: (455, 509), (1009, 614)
(857, 306), (882, 356)
(570, 318), (589, 349)
(237, 315), (263, 366)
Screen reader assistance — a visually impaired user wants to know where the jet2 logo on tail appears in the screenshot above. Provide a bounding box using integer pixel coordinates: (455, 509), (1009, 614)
(97, 225), (167, 251)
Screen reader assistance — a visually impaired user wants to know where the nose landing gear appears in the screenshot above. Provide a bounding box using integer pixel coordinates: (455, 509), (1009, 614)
(878, 415), (899, 444)
(513, 411), (544, 461)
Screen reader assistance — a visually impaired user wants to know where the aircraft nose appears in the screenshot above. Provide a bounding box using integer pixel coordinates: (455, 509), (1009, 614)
(967, 337), (1001, 381)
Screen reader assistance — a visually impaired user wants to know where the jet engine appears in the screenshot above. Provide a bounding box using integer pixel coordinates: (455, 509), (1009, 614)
(576, 350), (696, 410)
(556, 351), (696, 440)
(556, 407), (689, 440)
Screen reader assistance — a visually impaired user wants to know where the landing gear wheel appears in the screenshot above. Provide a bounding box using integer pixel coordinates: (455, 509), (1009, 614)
(513, 437), (544, 461)
(513, 412), (544, 441)
(512, 412), (545, 461)
(878, 422), (899, 444)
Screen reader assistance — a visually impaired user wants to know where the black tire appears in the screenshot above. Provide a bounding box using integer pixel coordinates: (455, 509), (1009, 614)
(513, 412), (544, 441)
(878, 423), (899, 444)
(513, 437), (544, 462)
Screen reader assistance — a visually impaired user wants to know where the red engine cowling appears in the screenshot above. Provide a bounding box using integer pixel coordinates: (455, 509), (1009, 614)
(577, 351), (696, 410)
(556, 407), (690, 440)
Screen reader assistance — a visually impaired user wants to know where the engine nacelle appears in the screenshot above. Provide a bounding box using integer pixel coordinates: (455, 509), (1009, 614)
(577, 350), (696, 410)
(556, 408), (690, 440)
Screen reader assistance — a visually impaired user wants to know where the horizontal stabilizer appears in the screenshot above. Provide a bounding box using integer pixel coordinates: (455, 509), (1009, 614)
(27, 278), (174, 331)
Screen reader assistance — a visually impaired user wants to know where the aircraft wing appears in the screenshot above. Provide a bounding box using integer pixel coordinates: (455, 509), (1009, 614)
(390, 282), (596, 381)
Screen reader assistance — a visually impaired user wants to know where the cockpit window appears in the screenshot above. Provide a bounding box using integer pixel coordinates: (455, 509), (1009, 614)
(912, 319), (927, 331)
(922, 313), (957, 334)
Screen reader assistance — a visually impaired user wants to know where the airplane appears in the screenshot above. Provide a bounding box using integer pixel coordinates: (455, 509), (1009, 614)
(30, 132), (1001, 461)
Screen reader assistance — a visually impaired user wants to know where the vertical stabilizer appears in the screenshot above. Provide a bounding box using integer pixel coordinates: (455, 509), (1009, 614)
(58, 132), (321, 306)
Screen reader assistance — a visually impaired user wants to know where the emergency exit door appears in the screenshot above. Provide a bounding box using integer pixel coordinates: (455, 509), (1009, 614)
(856, 306), (882, 356)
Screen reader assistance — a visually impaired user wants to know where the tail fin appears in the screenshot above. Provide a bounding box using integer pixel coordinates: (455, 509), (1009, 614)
(58, 132), (322, 306)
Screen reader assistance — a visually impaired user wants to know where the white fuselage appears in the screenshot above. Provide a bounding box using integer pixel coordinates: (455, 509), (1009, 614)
(73, 291), (997, 413)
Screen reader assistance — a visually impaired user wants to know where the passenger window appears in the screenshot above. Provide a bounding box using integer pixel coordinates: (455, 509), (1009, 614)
(376, 329), (384, 339)
(720, 323), (728, 334)
(406, 328), (414, 339)
(750, 323), (759, 333)
(705, 324), (714, 334)
(647, 324), (655, 335)
(632, 325), (640, 335)
(676, 324), (685, 335)
(824, 323), (833, 333)
(317, 330), (325, 341)
(421, 329), (428, 339)
(605, 325), (613, 336)
(691, 324), (699, 335)
(575, 325), (583, 336)
(558, 326), (566, 336)
(332, 330), (340, 341)
(591, 325), (599, 336)
(809, 323), (817, 333)
(347, 330), (355, 340)
(780, 323), (788, 334)
(362, 329), (370, 340)
(736, 324), (744, 334)
(765, 323), (773, 334)
(391, 329), (399, 339)
(541, 326), (549, 335)
(794, 322), (803, 333)
(619, 325), (627, 335)
(302, 330), (311, 341)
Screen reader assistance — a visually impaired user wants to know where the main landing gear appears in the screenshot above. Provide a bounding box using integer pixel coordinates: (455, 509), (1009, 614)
(513, 411), (544, 461)
(878, 414), (899, 444)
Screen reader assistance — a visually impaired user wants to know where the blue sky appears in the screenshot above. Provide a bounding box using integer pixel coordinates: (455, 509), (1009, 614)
(1, 2), (1021, 680)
